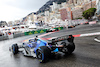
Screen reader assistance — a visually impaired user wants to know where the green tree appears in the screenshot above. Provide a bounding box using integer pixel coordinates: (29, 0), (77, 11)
(57, 0), (66, 4)
(82, 8), (96, 20)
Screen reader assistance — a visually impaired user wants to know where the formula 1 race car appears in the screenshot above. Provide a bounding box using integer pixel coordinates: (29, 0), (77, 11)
(46, 28), (59, 33)
(9, 35), (75, 63)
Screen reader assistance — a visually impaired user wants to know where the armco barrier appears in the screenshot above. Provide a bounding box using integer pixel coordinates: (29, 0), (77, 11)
(0, 36), (8, 41)
(24, 27), (64, 36)
(24, 29), (48, 36)
(0, 27), (64, 41)
(54, 27), (63, 30)
(0, 33), (25, 41)
(13, 33), (25, 38)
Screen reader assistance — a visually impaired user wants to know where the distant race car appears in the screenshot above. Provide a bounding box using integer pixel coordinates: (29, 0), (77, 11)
(68, 25), (75, 28)
(9, 35), (75, 63)
(46, 28), (59, 33)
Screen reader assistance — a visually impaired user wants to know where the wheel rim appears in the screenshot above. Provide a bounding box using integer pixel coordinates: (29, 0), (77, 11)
(37, 50), (44, 62)
(12, 46), (15, 54)
(37, 51), (42, 59)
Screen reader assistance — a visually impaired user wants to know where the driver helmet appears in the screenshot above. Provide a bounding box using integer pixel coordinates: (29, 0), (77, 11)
(34, 36), (38, 41)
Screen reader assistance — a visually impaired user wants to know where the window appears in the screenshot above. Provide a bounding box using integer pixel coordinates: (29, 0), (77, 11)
(21, 27), (24, 28)
(76, 0), (77, 4)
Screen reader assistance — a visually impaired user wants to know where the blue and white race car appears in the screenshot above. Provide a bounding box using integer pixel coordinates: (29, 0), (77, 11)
(9, 35), (75, 63)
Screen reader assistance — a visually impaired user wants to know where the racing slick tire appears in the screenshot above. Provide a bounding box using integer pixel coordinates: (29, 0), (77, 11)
(12, 44), (19, 54)
(36, 46), (51, 63)
(61, 42), (75, 55)
(66, 43), (75, 54)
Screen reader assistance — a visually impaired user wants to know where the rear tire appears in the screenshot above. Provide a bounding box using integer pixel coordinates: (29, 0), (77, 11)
(12, 44), (19, 54)
(66, 43), (75, 54)
(36, 46), (51, 63)
(61, 42), (75, 55)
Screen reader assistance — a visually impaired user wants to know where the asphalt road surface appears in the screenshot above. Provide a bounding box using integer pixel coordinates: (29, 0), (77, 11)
(0, 24), (100, 67)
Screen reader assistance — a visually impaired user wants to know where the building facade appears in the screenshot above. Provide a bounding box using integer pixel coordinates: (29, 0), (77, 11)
(49, 2), (61, 22)
(0, 21), (8, 27)
(67, 0), (96, 19)
(45, 10), (50, 23)
(96, 0), (100, 21)
(59, 8), (67, 21)
(8, 21), (13, 26)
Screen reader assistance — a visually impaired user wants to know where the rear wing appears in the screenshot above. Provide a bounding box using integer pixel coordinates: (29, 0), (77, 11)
(48, 35), (74, 43)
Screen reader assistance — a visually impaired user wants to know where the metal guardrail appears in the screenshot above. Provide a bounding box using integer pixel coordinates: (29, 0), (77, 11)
(13, 33), (25, 38)
(24, 27), (64, 36)
(0, 36), (8, 41)
(0, 33), (25, 41)
(67, 19), (88, 26)
(0, 27), (64, 41)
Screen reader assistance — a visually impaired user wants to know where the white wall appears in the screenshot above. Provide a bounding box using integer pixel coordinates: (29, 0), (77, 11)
(96, 0), (99, 5)
(50, 2), (61, 11)
(45, 11), (49, 16)
(97, 0), (100, 14)
(45, 11), (50, 23)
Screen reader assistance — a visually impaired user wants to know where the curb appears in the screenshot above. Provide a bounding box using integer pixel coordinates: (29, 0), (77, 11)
(22, 32), (55, 42)
(73, 32), (100, 37)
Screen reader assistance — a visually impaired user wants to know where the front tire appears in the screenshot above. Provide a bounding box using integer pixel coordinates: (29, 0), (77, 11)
(67, 43), (75, 54)
(12, 44), (19, 54)
(36, 46), (51, 63)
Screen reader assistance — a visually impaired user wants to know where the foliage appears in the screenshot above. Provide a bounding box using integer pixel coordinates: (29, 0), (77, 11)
(57, 0), (66, 4)
(75, 17), (82, 19)
(82, 8), (96, 19)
